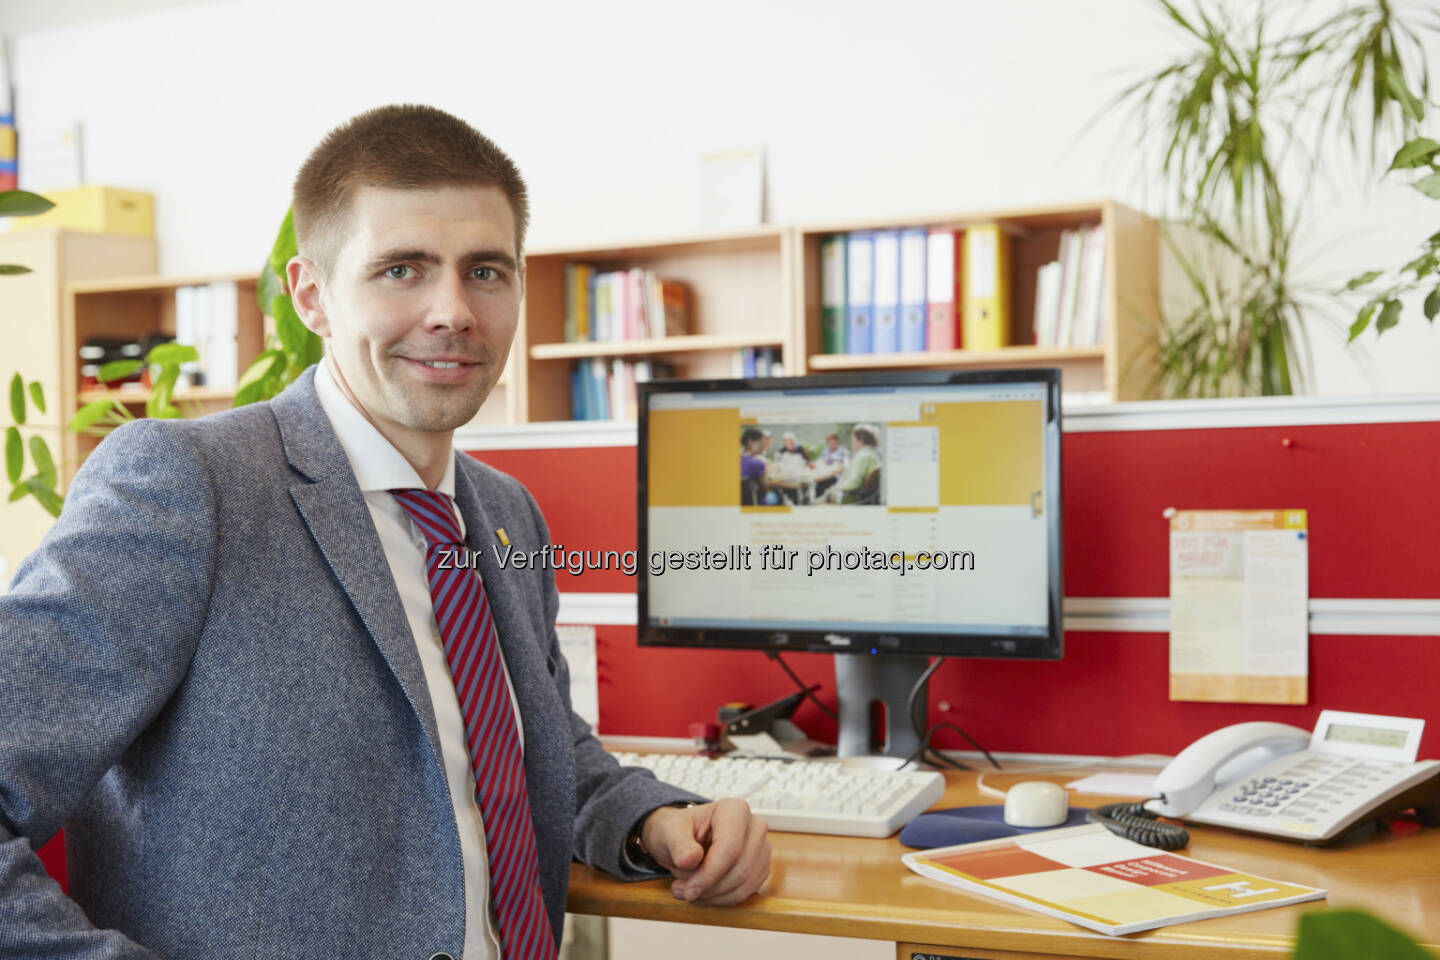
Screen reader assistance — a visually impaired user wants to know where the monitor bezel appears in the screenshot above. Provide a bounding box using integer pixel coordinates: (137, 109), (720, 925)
(635, 367), (1064, 660)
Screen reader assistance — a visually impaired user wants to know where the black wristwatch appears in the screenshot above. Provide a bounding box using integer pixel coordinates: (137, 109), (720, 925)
(625, 801), (698, 872)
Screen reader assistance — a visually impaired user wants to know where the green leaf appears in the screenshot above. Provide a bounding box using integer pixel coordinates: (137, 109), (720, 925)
(0, 264), (34, 275)
(257, 265), (283, 323)
(0, 190), (56, 217)
(25, 477), (63, 518)
(70, 399), (120, 432)
(1294, 909), (1432, 960)
(1384, 65), (1426, 124)
(268, 207), (297, 282)
(1375, 299), (1402, 334)
(97, 359), (144, 382)
(4, 426), (21, 484)
(9, 372), (24, 425)
(1349, 301), (1379, 341)
(146, 366), (180, 420)
(8, 484), (26, 503)
(236, 349), (284, 390)
(1411, 172), (1440, 200)
(1400, 253), (1439, 280)
(271, 294), (309, 354)
(1389, 137), (1440, 171)
(28, 435), (56, 488)
(1425, 285), (1440, 321)
(143, 341), (200, 367)
(1343, 270), (1384, 291)
(28, 381), (45, 414)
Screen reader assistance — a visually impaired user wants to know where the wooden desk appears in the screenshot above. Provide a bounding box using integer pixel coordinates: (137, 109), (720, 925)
(568, 768), (1440, 959)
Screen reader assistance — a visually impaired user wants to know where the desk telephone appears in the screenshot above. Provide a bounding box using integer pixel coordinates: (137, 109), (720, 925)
(1145, 710), (1440, 844)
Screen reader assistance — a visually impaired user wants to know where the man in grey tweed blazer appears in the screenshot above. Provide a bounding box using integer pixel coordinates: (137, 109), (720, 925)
(0, 105), (770, 958)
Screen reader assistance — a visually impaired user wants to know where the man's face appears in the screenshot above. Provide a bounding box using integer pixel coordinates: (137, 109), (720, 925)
(826, 437), (837, 450)
(295, 184), (522, 440)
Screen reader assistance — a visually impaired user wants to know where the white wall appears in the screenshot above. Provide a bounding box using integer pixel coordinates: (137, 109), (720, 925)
(9, 0), (1438, 395)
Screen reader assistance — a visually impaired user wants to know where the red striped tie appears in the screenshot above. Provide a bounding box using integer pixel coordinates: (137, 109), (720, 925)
(391, 489), (557, 959)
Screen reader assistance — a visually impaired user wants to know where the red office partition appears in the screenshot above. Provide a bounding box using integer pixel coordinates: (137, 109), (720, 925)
(472, 413), (1440, 760)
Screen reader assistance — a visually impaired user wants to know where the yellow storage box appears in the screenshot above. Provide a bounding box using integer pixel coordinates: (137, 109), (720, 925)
(11, 185), (154, 237)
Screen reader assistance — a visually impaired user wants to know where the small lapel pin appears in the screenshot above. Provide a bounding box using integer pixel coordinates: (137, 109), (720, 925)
(496, 527), (510, 546)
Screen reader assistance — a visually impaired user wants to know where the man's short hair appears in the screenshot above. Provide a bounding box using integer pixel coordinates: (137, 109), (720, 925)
(852, 424), (879, 447)
(741, 427), (764, 446)
(292, 104), (529, 282)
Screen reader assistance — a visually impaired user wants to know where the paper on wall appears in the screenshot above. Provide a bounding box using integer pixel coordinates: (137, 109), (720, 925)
(1168, 509), (1309, 704)
(556, 623), (600, 729)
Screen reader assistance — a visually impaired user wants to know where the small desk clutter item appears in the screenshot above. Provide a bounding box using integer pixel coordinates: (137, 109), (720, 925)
(902, 822), (1326, 936)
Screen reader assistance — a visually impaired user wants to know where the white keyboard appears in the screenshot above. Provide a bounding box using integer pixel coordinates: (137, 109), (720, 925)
(613, 752), (946, 838)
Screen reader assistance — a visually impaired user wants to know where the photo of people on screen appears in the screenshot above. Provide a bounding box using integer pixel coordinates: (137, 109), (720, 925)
(738, 423), (883, 506)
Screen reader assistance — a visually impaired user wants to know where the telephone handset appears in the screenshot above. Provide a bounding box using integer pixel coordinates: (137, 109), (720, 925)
(1144, 710), (1440, 844)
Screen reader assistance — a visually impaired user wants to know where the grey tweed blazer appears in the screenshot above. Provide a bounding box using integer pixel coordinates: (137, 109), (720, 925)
(0, 367), (699, 959)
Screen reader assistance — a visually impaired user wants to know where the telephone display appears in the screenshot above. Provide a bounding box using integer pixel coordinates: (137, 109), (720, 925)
(1147, 710), (1440, 844)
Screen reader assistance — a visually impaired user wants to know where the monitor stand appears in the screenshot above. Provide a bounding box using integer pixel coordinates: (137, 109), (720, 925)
(834, 654), (929, 759)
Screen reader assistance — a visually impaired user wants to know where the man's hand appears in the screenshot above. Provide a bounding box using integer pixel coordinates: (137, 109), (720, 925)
(640, 798), (770, 906)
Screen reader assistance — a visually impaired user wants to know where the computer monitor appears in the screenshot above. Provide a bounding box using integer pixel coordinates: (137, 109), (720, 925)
(637, 368), (1063, 758)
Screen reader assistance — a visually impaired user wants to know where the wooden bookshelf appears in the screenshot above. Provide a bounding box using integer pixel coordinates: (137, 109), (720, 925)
(530, 332), (786, 361)
(0, 229), (157, 571)
(794, 200), (1160, 400)
(519, 226), (795, 422)
(67, 273), (266, 473)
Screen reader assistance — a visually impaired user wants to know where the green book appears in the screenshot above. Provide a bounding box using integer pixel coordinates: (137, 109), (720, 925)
(820, 234), (847, 354)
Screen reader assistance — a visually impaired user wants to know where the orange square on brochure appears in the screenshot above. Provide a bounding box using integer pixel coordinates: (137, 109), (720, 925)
(930, 846), (1060, 881)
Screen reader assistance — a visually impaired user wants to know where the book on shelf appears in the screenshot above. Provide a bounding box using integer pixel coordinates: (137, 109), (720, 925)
(898, 227), (928, 352)
(1033, 225), (1106, 348)
(732, 346), (781, 379)
(902, 823), (1326, 937)
(871, 229), (901, 354)
(171, 281), (239, 390)
(819, 234), (847, 354)
(570, 357), (680, 421)
(926, 227), (961, 351)
(962, 223), (1011, 350)
(564, 264), (690, 344)
(845, 231), (874, 354)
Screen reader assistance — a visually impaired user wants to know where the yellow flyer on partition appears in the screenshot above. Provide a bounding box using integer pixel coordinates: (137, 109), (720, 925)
(1168, 509), (1309, 704)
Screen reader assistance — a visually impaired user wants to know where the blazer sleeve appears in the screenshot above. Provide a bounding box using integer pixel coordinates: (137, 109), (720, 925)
(0, 418), (218, 958)
(517, 490), (705, 879)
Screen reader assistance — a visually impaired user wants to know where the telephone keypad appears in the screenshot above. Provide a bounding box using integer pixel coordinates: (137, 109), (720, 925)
(1221, 754), (1388, 822)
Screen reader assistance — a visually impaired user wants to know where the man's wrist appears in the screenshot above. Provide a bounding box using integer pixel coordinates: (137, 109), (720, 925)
(624, 801), (697, 872)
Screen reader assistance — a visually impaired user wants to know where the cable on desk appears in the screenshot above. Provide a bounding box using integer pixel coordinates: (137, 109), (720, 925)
(1088, 801), (1190, 850)
(766, 651), (838, 720)
(899, 658), (1000, 773)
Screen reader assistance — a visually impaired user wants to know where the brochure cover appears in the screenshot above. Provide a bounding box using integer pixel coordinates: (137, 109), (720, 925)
(902, 824), (1326, 936)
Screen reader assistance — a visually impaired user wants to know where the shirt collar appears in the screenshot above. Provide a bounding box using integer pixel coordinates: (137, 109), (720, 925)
(313, 357), (457, 499)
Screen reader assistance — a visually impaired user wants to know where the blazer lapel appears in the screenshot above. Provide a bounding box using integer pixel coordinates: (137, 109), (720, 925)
(453, 464), (562, 752)
(270, 368), (445, 769)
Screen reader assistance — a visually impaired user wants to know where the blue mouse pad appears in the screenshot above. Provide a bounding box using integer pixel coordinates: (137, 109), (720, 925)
(898, 804), (1092, 849)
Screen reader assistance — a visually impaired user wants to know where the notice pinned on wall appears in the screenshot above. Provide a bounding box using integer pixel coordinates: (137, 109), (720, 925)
(556, 623), (600, 729)
(1167, 508), (1309, 704)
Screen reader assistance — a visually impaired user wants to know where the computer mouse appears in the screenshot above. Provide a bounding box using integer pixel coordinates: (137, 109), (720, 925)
(1003, 781), (1070, 827)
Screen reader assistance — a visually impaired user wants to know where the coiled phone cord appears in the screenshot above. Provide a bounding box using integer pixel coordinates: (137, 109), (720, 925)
(1087, 801), (1190, 850)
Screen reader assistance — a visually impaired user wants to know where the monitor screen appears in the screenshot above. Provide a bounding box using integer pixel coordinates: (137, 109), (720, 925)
(637, 368), (1063, 659)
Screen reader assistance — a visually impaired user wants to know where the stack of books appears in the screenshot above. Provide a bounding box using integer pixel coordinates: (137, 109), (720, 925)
(1032, 225), (1107, 349)
(173, 281), (240, 390)
(819, 224), (1012, 355)
(571, 358), (676, 421)
(564, 264), (691, 342)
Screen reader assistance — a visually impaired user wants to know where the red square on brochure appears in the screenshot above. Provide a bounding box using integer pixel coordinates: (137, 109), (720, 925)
(1087, 854), (1230, 887)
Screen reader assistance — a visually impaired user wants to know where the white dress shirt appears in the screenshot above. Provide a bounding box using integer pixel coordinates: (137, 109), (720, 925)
(315, 358), (523, 960)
